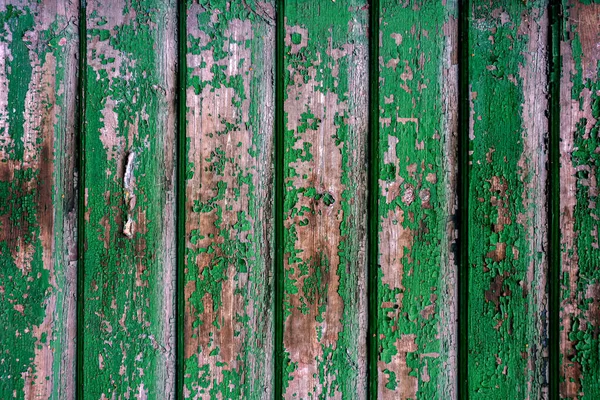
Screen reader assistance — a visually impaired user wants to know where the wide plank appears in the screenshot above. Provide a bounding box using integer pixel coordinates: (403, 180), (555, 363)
(182, 1), (275, 398)
(559, 1), (600, 398)
(375, 1), (458, 398)
(80, 0), (177, 398)
(0, 1), (78, 398)
(467, 1), (549, 397)
(281, 1), (369, 398)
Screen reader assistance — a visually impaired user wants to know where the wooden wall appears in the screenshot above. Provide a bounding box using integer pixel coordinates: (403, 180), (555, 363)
(0, 0), (599, 399)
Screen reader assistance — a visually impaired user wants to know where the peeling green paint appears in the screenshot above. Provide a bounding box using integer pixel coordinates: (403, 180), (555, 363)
(560, 1), (600, 398)
(183, 1), (274, 398)
(376, 1), (458, 398)
(0, 2), (77, 398)
(282, 1), (368, 398)
(3, 2), (599, 399)
(468, 1), (549, 398)
(80, 0), (176, 398)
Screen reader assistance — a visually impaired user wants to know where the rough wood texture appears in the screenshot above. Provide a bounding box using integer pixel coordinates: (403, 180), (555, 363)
(467, 1), (549, 397)
(182, 1), (275, 398)
(559, 1), (600, 398)
(376, 1), (458, 398)
(80, 0), (177, 398)
(7, 2), (600, 398)
(0, 1), (78, 398)
(281, 1), (369, 398)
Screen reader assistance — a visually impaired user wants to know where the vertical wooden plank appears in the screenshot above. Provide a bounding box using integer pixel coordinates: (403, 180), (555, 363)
(0, 1), (78, 398)
(467, 1), (549, 397)
(559, 1), (600, 398)
(281, 2), (369, 398)
(81, 0), (176, 398)
(376, 1), (458, 398)
(182, 1), (275, 398)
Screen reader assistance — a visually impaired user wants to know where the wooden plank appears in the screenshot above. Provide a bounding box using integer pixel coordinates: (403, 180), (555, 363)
(0, 1), (78, 398)
(559, 1), (600, 398)
(375, 1), (458, 398)
(467, 1), (549, 397)
(281, 1), (369, 398)
(80, 0), (176, 398)
(182, 1), (275, 398)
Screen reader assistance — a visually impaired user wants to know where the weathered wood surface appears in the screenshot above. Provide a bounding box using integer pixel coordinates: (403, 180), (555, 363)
(375, 1), (458, 399)
(560, 1), (600, 398)
(467, 0), (549, 398)
(5, 1), (600, 398)
(281, 1), (369, 398)
(182, 1), (275, 398)
(0, 1), (78, 398)
(80, 0), (177, 398)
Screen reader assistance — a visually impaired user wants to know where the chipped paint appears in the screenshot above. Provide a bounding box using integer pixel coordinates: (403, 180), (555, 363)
(376, 1), (458, 398)
(0, 1), (78, 398)
(468, 1), (549, 398)
(282, 1), (369, 398)
(183, 1), (275, 398)
(560, 1), (600, 398)
(80, 0), (176, 398)
(3, 2), (598, 398)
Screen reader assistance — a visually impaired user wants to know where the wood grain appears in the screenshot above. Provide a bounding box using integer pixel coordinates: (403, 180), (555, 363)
(80, 0), (177, 398)
(467, 1), (549, 397)
(281, 1), (369, 398)
(182, 1), (275, 398)
(375, 1), (458, 398)
(559, 1), (600, 398)
(0, 1), (78, 398)
(3, 2), (595, 398)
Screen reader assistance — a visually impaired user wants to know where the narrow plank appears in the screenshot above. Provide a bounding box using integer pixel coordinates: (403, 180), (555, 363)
(182, 1), (275, 398)
(467, 1), (549, 397)
(376, 1), (458, 398)
(0, 1), (78, 398)
(80, 0), (177, 398)
(559, 1), (600, 398)
(281, 2), (369, 398)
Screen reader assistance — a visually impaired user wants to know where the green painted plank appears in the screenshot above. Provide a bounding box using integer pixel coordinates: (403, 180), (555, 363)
(182, 1), (275, 398)
(467, 1), (549, 397)
(0, 1), (78, 398)
(376, 1), (458, 398)
(281, 2), (369, 398)
(559, 1), (600, 398)
(80, 1), (176, 398)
